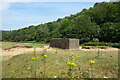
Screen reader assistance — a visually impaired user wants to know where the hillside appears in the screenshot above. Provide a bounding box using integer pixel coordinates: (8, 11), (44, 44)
(2, 2), (120, 44)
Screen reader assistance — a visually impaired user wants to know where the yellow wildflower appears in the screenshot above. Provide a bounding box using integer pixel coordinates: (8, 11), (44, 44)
(71, 62), (76, 66)
(69, 53), (73, 56)
(43, 55), (48, 57)
(54, 76), (57, 78)
(77, 77), (79, 79)
(76, 56), (79, 58)
(89, 60), (95, 64)
(89, 69), (91, 70)
(67, 62), (76, 66)
(28, 67), (31, 70)
(74, 57), (77, 59)
(32, 57), (35, 59)
(70, 53), (73, 55)
(67, 62), (71, 65)
(73, 59), (75, 61)
(81, 72), (83, 74)
(104, 76), (108, 79)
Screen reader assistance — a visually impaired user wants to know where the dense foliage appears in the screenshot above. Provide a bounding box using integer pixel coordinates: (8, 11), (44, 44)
(2, 2), (120, 44)
(81, 42), (120, 48)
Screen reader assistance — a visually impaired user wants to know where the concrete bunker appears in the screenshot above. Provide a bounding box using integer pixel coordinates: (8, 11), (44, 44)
(50, 38), (79, 49)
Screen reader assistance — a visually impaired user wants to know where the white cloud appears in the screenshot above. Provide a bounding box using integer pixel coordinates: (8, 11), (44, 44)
(0, 2), (10, 11)
(0, 0), (33, 12)
(0, 0), (33, 30)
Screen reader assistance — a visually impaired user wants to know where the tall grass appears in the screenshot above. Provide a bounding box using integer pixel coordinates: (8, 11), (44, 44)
(2, 48), (118, 78)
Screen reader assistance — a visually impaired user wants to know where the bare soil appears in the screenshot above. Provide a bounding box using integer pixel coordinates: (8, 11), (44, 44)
(80, 46), (119, 51)
(2, 46), (119, 57)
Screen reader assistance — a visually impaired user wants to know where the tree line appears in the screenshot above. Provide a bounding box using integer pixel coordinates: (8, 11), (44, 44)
(2, 2), (120, 44)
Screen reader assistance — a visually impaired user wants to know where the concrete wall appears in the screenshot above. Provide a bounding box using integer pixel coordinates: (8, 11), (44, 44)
(50, 38), (79, 49)
(50, 38), (69, 49)
(69, 39), (79, 49)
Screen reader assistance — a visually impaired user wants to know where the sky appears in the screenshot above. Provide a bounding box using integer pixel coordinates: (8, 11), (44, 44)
(0, 0), (112, 30)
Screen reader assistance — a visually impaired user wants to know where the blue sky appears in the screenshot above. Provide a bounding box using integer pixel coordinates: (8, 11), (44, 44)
(2, 2), (97, 30)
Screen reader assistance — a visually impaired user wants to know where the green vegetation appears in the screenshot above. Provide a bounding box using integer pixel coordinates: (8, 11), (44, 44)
(2, 2), (120, 45)
(81, 42), (120, 48)
(1, 42), (48, 49)
(2, 48), (118, 78)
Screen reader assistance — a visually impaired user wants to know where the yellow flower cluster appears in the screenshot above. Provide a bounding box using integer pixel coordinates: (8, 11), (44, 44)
(32, 56), (40, 59)
(32, 57), (35, 59)
(76, 56), (79, 58)
(67, 62), (76, 66)
(54, 76), (57, 78)
(89, 69), (91, 70)
(89, 60), (95, 64)
(28, 67), (31, 70)
(72, 55), (79, 61)
(72, 59), (75, 61)
(104, 76), (108, 79)
(69, 53), (74, 56)
(43, 55), (48, 58)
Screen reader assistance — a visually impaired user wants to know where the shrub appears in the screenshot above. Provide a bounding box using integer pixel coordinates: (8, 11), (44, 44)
(81, 42), (120, 48)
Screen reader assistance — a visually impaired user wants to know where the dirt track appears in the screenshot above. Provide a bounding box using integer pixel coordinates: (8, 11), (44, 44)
(2, 46), (119, 57)
(2, 46), (55, 57)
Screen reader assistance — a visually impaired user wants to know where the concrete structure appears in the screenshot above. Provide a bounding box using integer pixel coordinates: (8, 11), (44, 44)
(50, 38), (79, 49)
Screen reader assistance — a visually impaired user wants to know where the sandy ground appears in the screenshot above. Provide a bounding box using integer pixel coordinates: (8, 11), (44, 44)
(79, 46), (119, 51)
(2, 48), (42, 56)
(2, 46), (119, 57)
(2, 46), (55, 57)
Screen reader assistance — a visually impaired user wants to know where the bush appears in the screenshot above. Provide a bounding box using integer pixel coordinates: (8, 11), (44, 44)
(81, 42), (120, 48)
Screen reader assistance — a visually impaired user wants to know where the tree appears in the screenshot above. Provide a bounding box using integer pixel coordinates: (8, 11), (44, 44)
(100, 22), (120, 42)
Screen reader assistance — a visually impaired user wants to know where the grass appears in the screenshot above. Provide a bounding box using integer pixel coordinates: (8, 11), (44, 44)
(2, 47), (118, 78)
